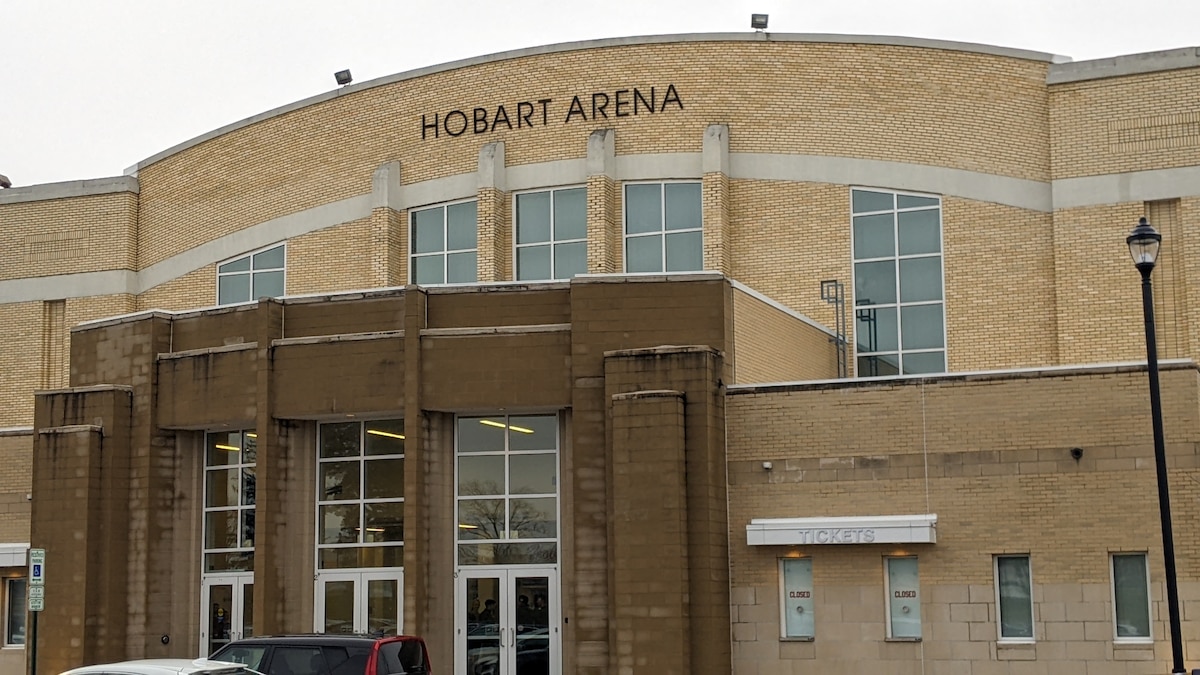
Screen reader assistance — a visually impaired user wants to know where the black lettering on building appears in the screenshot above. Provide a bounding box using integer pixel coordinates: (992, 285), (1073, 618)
(565, 96), (587, 123)
(444, 110), (468, 137)
(615, 89), (631, 117)
(633, 87), (655, 115)
(421, 113), (439, 140)
(538, 98), (552, 125)
(517, 101), (535, 128)
(492, 105), (512, 132)
(592, 92), (610, 120)
(473, 108), (489, 134)
(661, 83), (683, 112)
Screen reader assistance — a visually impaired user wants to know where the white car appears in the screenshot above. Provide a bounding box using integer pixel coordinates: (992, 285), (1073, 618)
(59, 658), (262, 675)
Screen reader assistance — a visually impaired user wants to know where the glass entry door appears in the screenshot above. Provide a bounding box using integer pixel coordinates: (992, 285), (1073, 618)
(200, 574), (253, 656)
(315, 570), (403, 636)
(457, 568), (558, 675)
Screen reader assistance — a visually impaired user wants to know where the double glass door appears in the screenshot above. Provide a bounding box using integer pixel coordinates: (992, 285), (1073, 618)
(201, 574), (253, 656)
(457, 568), (558, 675)
(315, 570), (404, 636)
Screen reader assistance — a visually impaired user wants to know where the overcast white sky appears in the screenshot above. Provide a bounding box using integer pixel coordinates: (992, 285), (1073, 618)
(3, 0), (1197, 187)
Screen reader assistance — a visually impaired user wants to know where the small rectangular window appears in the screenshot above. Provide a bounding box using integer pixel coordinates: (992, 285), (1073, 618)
(995, 555), (1034, 640)
(217, 243), (286, 306)
(779, 558), (814, 639)
(410, 200), (478, 285)
(885, 556), (921, 639)
(515, 187), (587, 281)
(623, 182), (702, 273)
(1112, 553), (1151, 640)
(6, 578), (26, 645)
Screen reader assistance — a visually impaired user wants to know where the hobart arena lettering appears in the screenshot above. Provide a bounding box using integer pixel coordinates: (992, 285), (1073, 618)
(420, 84), (684, 139)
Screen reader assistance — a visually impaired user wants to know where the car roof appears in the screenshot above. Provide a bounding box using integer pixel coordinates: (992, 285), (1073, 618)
(59, 658), (258, 675)
(213, 634), (422, 646)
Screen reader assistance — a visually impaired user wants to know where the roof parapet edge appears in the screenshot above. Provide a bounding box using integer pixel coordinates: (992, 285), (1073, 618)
(0, 175), (139, 203)
(1049, 47), (1200, 84)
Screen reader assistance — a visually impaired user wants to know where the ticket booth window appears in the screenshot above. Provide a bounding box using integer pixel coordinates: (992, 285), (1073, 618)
(779, 558), (814, 639)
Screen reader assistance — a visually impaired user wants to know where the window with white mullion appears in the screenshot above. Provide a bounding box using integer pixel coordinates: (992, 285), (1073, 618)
(203, 431), (257, 572)
(411, 200), (478, 285)
(852, 188), (945, 376)
(516, 187), (587, 281)
(624, 182), (702, 273)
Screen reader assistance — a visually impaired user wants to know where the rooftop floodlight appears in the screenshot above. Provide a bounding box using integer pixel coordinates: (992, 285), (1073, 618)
(751, 13), (769, 30)
(335, 69), (353, 86)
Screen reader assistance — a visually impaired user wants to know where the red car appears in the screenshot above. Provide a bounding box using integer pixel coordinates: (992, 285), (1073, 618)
(209, 634), (430, 675)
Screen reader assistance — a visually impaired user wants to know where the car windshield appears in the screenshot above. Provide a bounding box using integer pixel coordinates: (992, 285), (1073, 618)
(208, 645), (268, 670)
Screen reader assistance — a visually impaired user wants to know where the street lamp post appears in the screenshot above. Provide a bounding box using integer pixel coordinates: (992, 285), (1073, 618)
(1127, 217), (1186, 675)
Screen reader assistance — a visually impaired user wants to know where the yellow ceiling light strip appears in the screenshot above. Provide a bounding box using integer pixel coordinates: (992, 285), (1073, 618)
(214, 444), (240, 452)
(367, 429), (405, 440)
(478, 419), (535, 434)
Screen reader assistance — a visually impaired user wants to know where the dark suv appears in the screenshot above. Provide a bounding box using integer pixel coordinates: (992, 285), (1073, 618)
(209, 634), (431, 675)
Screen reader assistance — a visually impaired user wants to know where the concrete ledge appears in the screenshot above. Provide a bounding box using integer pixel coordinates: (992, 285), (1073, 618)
(34, 384), (133, 396)
(158, 342), (258, 360)
(1049, 47), (1200, 84)
(606, 344), (721, 359)
(422, 324), (570, 337)
(0, 176), (139, 204)
(37, 424), (104, 435)
(0, 427), (34, 437)
(273, 331), (404, 347)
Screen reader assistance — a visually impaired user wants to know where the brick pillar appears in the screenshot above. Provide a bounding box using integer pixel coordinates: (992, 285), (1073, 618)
(603, 345), (730, 675)
(586, 129), (618, 273)
(477, 142), (508, 282)
(32, 387), (133, 675)
(702, 124), (731, 276)
(371, 161), (403, 287)
(611, 390), (690, 674)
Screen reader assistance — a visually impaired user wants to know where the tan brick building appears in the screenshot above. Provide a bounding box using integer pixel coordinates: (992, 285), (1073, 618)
(1, 32), (1199, 674)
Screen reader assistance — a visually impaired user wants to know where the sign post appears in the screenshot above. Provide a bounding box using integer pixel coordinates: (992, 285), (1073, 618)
(28, 548), (44, 675)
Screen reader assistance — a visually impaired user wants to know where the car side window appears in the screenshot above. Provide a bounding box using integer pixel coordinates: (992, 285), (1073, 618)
(212, 645), (269, 670)
(329, 646), (371, 675)
(268, 646), (327, 675)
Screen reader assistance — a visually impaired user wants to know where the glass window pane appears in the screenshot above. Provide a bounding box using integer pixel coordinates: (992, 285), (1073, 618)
(902, 351), (945, 375)
(206, 511), (239, 549)
(320, 504), (361, 544)
(458, 542), (557, 565)
(241, 510), (255, 549)
(459, 499), (505, 539)
(665, 230), (702, 272)
(626, 235), (662, 273)
(510, 454), (556, 495)
(323, 580), (355, 634)
(852, 189), (894, 214)
(219, 256), (251, 274)
(6, 579), (25, 645)
(625, 184), (662, 234)
(321, 462), (361, 501)
(446, 251), (477, 284)
(411, 208), (445, 254)
(206, 469), (240, 508)
(516, 192), (552, 244)
(508, 416), (557, 451)
(887, 557), (921, 639)
(553, 188), (587, 240)
(997, 556), (1033, 639)
(413, 255), (444, 285)
(459, 455), (505, 495)
(853, 213), (895, 260)
(365, 420), (405, 456)
(252, 270), (284, 299)
(364, 501), (404, 542)
(855, 305), (897, 353)
(782, 558), (814, 639)
(664, 183), (701, 231)
(252, 245), (285, 270)
(898, 210), (941, 255)
(242, 433), (257, 464)
(517, 245), (552, 281)
(318, 545), (403, 570)
(854, 260), (896, 305)
(367, 579), (400, 637)
(901, 304), (944, 350)
(898, 194), (939, 209)
(447, 201), (478, 250)
(364, 458), (405, 499)
(207, 433), (242, 466)
(241, 467), (256, 507)
(1114, 554), (1150, 638)
(510, 497), (556, 538)
(899, 257), (942, 303)
(857, 354), (900, 377)
(219, 275), (250, 305)
(553, 242), (586, 279)
(321, 423), (361, 459)
(458, 417), (506, 452)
